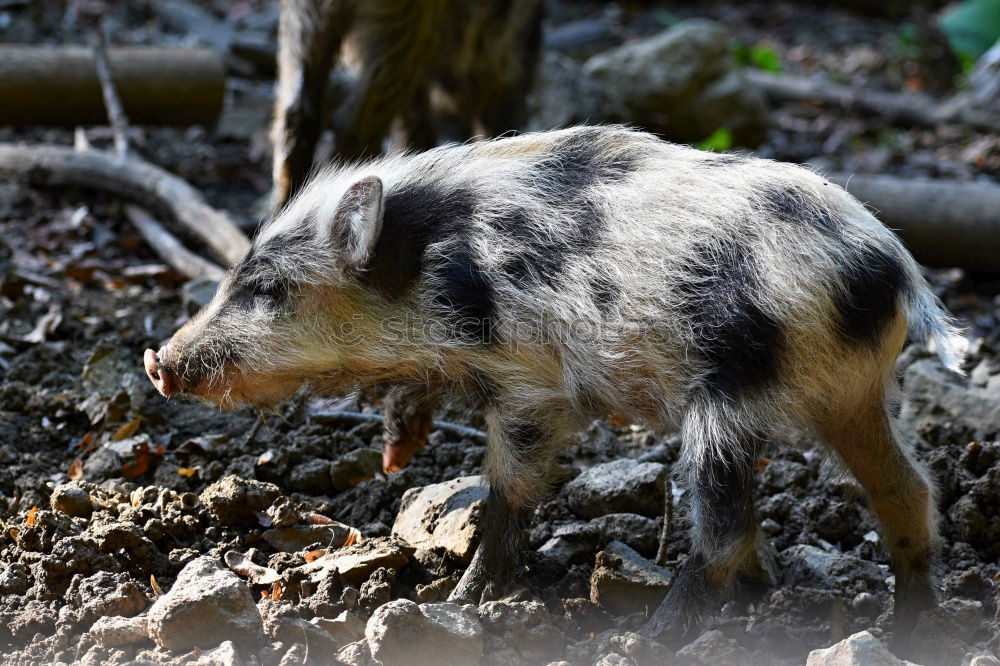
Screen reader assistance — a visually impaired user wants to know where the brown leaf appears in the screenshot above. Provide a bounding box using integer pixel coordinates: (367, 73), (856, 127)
(26, 507), (38, 526)
(306, 513), (335, 525)
(74, 430), (97, 453)
(67, 458), (84, 481)
(756, 458), (771, 472)
(177, 467), (199, 478)
(121, 442), (164, 478)
(112, 418), (142, 441)
(270, 583), (282, 601)
(150, 574), (163, 597)
(304, 549), (326, 563)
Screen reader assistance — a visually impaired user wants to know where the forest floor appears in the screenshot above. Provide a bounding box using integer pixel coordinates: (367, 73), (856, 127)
(0, 1), (998, 664)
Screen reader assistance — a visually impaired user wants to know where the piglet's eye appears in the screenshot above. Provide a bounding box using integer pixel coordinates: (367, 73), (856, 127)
(254, 281), (285, 302)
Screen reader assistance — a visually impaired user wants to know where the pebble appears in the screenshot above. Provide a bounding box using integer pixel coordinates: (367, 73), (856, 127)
(392, 476), (487, 563)
(366, 600), (483, 666)
(589, 541), (673, 615)
(564, 459), (668, 519)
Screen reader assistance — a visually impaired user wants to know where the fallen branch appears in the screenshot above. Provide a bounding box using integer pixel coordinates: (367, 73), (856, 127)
(0, 144), (249, 266)
(747, 69), (1000, 134)
(311, 411), (488, 443)
(827, 172), (1000, 272)
(0, 46), (224, 126)
(93, 22), (129, 158)
(124, 206), (226, 281)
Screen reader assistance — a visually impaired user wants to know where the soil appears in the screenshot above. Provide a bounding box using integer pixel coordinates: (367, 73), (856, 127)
(0, 1), (998, 665)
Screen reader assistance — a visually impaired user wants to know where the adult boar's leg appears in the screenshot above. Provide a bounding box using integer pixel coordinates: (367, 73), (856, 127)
(450, 407), (568, 603)
(644, 403), (768, 643)
(271, 0), (345, 213)
(818, 393), (938, 644)
(381, 384), (439, 473)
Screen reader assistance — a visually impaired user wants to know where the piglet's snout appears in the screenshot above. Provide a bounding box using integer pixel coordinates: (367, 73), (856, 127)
(144, 348), (179, 397)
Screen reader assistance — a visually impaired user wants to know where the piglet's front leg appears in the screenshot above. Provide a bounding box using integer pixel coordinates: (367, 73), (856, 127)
(450, 410), (562, 603)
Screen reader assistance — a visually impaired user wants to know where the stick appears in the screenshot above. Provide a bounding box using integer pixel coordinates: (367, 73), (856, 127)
(93, 21), (129, 158)
(655, 482), (673, 567)
(0, 144), (249, 266)
(124, 205), (226, 281)
(747, 69), (1000, 134)
(311, 411), (488, 442)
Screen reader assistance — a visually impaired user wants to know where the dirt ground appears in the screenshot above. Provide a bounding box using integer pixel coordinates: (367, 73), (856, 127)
(0, 1), (998, 665)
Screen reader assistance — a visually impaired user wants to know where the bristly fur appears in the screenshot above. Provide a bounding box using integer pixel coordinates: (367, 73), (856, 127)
(160, 126), (966, 610)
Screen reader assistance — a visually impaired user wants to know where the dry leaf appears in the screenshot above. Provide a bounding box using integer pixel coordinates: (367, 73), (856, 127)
(150, 574), (163, 597)
(26, 507), (38, 527)
(224, 550), (281, 585)
(22, 304), (62, 343)
(8, 528), (19, 542)
(74, 430), (97, 453)
(756, 458), (771, 472)
(112, 417), (142, 440)
(304, 549), (326, 563)
(177, 467), (199, 478)
(121, 442), (164, 478)
(67, 458), (84, 481)
(270, 583), (282, 601)
(307, 513), (335, 525)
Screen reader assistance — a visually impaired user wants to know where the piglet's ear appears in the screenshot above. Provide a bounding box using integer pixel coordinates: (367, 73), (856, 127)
(332, 176), (384, 267)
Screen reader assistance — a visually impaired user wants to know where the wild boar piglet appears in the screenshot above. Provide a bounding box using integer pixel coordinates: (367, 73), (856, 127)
(144, 126), (966, 641)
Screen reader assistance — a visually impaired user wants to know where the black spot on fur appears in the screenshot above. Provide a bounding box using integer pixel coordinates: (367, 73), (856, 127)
(365, 184), (477, 297)
(762, 187), (837, 233)
(691, 438), (762, 549)
(227, 240), (299, 311)
(427, 240), (496, 344)
(833, 245), (905, 347)
(494, 131), (634, 289)
(590, 275), (621, 314)
(678, 239), (784, 399)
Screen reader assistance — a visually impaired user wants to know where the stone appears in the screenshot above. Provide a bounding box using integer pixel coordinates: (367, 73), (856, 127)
(366, 600), (483, 666)
(806, 631), (910, 666)
(677, 630), (750, 665)
(147, 556), (264, 652)
(262, 522), (356, 553)
(589, 541), (673, 615)
(539, 513), (660, 563)
(337, 639), (372, 666)
(300, 536), (412, 585)
(527, 52), (625, 132)
(50, 483), (94, 517)
(330, 448), (383, 492)
(392, 476), (487, 563)
(564, 459), (668, 519)
(780, 545), (885, 592)
(582, 20), (767, 146)
(194, 641), (244, 666)
(478, 600), (565, 665)
(311, 610), (366, 645)
(182, 278), (219, 315)
(88, 614), (150, 647)
(200, 476), (281, 527)
(900, 359), (1000, 439)
(288, 459), (334, 495)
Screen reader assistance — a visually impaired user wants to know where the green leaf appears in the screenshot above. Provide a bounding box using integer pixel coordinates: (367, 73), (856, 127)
(694, 127), (734, 153)
(939, 0), (1000, 60)
(734, 44), (782, 73)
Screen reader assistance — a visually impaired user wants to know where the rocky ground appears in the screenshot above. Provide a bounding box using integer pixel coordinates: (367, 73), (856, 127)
(1, 1), (999, 665)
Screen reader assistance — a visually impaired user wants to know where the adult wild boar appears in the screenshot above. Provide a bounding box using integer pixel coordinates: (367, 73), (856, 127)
(144, 126), (965, 640)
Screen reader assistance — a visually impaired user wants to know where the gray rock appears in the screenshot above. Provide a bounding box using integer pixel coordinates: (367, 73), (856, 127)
(539, 513), (660, 563)
(589, 541), (673, 615)
(527, 52), (625, 132)
(311, 610), (366, 645)
(337, 639), (372, 666)
(147, 556), (264, 652)
(200, 476), (281, 527)
(330, 448), (383, 492)
(967, 40), (1000, 113)
(478, 600), (565, 664)
(780, 544), (885, 591)
(288, 459), (334, 495)
(677, 630), (750, 665)
(900, 359), (1000, 439)
(366, 600), (483, 666)
(582, 20), (767, 146)
(194, 641), (244, 666)
(88, 614), (150, 647)
(565, 459), (668, 519)
(182, 278), (219, 315)
(50, 483), (94, 517)
(806, 631), (913, 666)
(262, 522), (356, 553)
(300, 536), (412, 585)
(392, 476), (487, 563)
